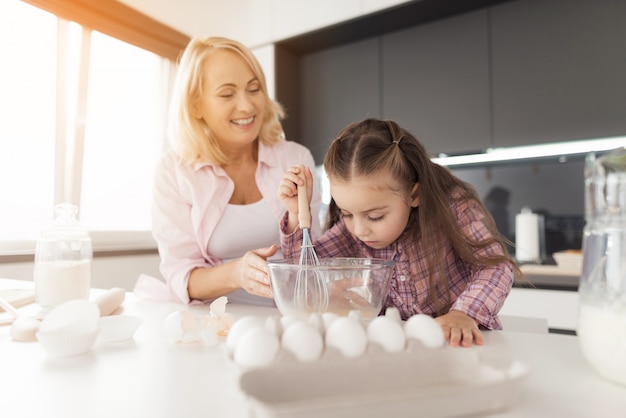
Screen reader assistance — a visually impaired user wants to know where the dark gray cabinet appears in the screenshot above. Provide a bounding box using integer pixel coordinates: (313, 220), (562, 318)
(490, 0), (626, 147)
(382, 10), (491, 155)
(298, 38), (380, 163)
(276, 0), (626, 161)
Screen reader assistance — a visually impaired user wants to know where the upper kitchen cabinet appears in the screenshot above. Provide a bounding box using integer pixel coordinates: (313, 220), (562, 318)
(491, 0), (626, 147)
(274, 0), (512, 158)
(296, 38), (381, 164)
(382, 10), (491, 155)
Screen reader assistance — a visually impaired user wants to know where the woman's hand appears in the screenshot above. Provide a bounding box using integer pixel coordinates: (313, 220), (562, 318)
(235, 245), (277, 298)
(435, 310), (484, 347)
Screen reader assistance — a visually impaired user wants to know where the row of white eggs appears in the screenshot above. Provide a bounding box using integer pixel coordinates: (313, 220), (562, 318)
(227, 308), (446, 369)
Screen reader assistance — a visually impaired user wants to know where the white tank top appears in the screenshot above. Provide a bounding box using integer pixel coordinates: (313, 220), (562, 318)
(207, 200), (282, 306)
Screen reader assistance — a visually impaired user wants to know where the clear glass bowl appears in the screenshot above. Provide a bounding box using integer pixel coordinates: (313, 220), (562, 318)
(267, 258), (394, 319)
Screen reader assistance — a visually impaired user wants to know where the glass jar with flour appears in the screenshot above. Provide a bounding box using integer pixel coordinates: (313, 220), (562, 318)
(34, 203), (92, 308)
(578, 147), (626, 387)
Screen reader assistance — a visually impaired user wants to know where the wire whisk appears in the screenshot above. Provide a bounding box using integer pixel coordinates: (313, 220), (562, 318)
(294, 168), (328, 312)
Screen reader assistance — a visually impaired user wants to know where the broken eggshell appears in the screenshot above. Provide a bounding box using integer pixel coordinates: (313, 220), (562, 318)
(162, 296), (233, 345)
(163, 310), (201, 344)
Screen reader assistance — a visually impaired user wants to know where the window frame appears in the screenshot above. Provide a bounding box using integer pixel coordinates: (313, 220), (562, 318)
(0, 1), (189, 257)
(21, 0), (190, 61)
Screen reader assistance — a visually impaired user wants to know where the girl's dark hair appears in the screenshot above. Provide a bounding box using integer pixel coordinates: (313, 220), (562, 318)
(323, 118), (518, 315)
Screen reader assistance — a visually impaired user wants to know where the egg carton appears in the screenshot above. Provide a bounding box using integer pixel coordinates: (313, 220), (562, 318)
(222, 312), (528, 418)
(237, 344), (528, 418)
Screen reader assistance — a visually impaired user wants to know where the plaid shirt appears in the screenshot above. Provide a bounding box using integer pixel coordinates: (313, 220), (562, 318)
(279, 197), (513, 329)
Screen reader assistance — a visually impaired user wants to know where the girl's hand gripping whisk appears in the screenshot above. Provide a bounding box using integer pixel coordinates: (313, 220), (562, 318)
(295, 166), (328, 311)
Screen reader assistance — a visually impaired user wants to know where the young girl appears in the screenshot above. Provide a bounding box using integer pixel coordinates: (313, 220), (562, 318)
(278, 118), (516, 347)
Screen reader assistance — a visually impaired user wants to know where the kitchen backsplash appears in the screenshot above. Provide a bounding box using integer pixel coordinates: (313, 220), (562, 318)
(452, 158), (585, 261)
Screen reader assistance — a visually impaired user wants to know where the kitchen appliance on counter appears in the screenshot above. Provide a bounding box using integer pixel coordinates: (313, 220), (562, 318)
(514, 207), (545, 264)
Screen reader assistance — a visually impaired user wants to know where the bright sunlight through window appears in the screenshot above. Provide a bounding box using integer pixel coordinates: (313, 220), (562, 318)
(0, 1), (172, 251)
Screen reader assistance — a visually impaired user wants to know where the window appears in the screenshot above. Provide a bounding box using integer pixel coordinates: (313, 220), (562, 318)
(0, 1), (188, 254)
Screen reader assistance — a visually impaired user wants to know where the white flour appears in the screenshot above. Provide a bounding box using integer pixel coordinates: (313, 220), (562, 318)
(34, 259), (91, 308)
(578, 302), (626, 387)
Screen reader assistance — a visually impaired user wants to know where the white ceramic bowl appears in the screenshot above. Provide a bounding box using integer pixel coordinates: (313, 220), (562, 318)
(98, 315), (142, 343)
(37, 299), (101, 357)
(37, 329), (99, 357)
(267, 258), (394, 319)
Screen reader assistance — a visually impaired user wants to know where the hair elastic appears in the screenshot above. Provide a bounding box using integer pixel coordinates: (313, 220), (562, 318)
(384, 120), (401, 145)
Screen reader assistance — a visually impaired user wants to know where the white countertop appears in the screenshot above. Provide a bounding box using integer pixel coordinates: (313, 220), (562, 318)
(1, 278), (625, 418)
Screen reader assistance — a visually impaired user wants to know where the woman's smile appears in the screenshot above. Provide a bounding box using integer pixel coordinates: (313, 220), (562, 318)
(231, 116), (255, 127)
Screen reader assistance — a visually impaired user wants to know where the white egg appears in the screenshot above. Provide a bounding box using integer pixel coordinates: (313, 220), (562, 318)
(404, 314), (445, 348)
(366, 315), (406, 353)
(384, 307), (403, 324)
(307, 312), (325, 334)
(279, 314), (303, 330)
(348, 310), (362, 322)
(281, 321), (324, 362)
(321, 312), (339, 330)
(264, 315), (283, 337)
(233, 327), (280, 368)
(163, 310), (201, 344)
(325, 317), (368, 358)
(225, 316), (265, 354)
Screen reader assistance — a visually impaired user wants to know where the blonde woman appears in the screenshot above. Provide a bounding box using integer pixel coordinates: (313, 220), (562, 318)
(151, 37), (321, 305)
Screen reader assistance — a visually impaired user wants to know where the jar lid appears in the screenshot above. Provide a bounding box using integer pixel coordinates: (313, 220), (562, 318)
(40, 203), (90, 239)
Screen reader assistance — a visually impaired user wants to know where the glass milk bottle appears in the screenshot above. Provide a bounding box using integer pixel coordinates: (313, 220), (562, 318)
(34, 203), (93, 308)
(577, 147), (626, 387)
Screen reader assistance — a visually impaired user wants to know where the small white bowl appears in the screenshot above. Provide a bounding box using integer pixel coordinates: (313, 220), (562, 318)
(552, 251), (583, 271)
(98, 315), (142, 343)
(37, 299), (101, 357)
(37, 329), (99, 357)
(39, 299), (100, 334)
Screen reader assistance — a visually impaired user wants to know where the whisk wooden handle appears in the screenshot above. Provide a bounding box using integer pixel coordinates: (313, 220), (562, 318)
(297, 168), (311, 230)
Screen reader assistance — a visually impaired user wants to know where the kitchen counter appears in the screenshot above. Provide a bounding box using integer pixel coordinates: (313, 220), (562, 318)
(518, 264), (580, 290)
(1, 278), (625, 418)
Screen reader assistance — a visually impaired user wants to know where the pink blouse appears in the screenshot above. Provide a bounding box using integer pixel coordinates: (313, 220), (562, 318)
(152, 140), (321, 304)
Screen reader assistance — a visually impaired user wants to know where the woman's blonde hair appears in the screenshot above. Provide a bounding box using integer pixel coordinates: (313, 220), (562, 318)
(168, 36), (285, 165)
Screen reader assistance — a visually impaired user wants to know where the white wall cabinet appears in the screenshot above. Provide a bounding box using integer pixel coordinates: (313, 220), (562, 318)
(120, 0), (413, 47)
